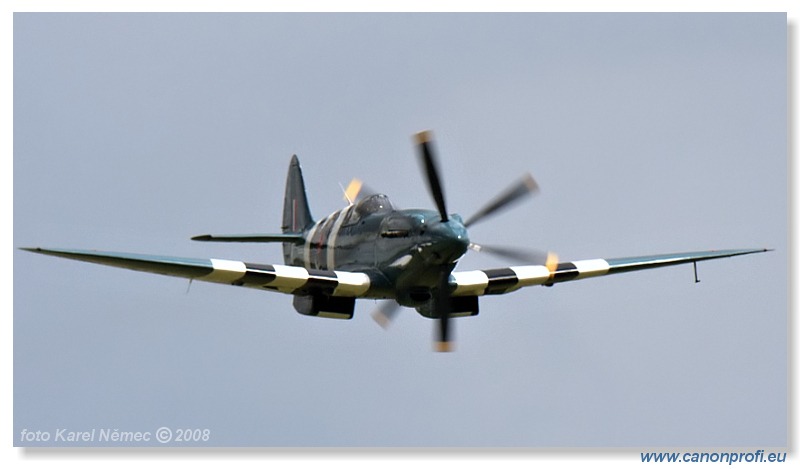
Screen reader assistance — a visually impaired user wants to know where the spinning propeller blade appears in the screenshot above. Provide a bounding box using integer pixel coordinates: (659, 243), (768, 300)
(464, 173), (539, 227)
(434, 272), (454, 352)
(343, 178), (364, 204)
(546, 251), (559, 274)
(343, 178), (379, 204)
(468, 243), (556, 266)
(415, 131), (449, 223)
(371, 300), (401, 329)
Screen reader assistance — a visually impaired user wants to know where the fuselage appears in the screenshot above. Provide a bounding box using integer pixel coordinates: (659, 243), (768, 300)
(284, 194), (470, 305)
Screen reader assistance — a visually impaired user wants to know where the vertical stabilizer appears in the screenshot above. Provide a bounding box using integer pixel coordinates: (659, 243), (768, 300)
(282, 155), (314, 234)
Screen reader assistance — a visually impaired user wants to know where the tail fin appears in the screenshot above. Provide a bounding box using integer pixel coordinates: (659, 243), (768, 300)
(282, 155), (314, 234)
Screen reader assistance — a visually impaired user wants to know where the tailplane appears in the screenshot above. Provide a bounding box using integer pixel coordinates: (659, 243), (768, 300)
(191, 155), (312, 259)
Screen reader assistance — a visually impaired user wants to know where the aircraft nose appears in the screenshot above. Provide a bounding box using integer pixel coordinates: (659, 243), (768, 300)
(426, 217), (470, 264)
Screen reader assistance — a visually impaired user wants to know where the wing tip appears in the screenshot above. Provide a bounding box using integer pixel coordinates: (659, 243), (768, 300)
(20, 247), (58, 255)
(735, 247), (773, 255)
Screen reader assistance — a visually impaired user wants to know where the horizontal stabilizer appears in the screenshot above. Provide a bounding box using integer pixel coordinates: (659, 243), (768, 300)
(191, 233), (304, 243)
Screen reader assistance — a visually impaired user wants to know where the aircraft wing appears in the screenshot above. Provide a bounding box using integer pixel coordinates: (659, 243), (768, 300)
(450, 248), (770, 297)
(21, 247), (371, 297)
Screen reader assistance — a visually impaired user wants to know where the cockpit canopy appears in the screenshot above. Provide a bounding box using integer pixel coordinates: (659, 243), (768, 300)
(355, 194), (393, 216)
(345, 194), (394, 225)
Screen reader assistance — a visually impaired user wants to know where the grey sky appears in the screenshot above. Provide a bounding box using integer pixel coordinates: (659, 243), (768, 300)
(14, 13), (786, 447)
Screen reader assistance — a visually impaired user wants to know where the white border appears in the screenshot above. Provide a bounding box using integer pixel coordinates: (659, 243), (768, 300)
(5, 1), (795, 468)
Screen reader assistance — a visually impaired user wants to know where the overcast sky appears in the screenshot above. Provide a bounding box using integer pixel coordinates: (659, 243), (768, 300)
(13, 13), (786, 448)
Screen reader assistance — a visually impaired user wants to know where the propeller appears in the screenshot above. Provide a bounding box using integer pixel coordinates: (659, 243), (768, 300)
(464, 173), (539, 227)
(409, 130), (548, 351)
(342, 178), (378, 204)
(370, 300), (401, 329)
(434, 271), (454, 352)
(468, 242), (556, 266)
(416, 131), (460, 352)
(415, 131), (449, 223)
(414, 131), (455, 351)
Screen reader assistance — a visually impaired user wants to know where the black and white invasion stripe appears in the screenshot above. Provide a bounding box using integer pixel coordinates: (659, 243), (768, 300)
(201, 258), (371, 296)
(450, 259), (611, 296)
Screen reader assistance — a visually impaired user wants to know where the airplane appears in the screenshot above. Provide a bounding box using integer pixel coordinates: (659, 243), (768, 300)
(22, 131), (770, 352)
